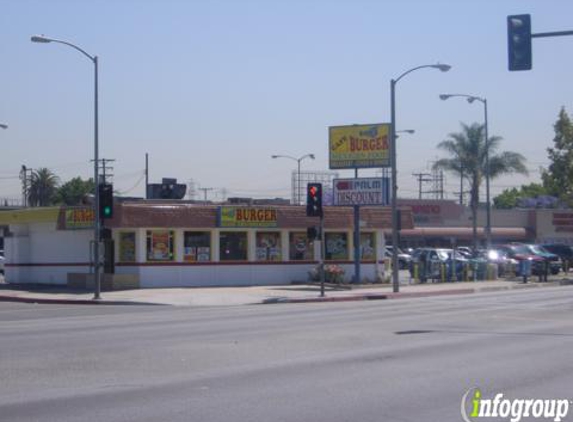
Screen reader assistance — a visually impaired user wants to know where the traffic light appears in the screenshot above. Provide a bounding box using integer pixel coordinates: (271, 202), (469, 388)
(507, 14), (532, 71)
(306, 183), (323, 217)
(99, 183), (113, 219)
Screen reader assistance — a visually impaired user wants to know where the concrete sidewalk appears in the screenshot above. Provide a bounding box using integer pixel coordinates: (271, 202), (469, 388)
(1, 277), (572, 306)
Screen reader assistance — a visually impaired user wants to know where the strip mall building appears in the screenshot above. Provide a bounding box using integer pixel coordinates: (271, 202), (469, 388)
(1, 199), (571, 288)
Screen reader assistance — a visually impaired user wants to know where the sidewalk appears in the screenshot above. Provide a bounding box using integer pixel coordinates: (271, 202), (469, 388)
(1, 277), (573, 307)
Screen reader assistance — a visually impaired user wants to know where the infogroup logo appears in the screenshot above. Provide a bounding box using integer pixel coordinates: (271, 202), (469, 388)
(461, 388), (570, 422)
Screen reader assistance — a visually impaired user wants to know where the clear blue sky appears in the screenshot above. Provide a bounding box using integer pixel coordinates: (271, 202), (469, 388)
(1, 0), (572, 202)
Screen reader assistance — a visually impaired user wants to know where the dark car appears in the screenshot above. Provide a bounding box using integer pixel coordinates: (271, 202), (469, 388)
(542, 244), (573, 272)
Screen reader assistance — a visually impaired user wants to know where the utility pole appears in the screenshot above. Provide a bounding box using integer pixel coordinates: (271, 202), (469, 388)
(145, 153), (149, 199)
(199, 187), (214, 202)
(412, 172), (432, 199)
(19, 165), (33, 207)
(99, 158), (115, 184)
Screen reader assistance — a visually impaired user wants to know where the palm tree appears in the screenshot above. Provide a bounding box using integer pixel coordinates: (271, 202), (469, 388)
(27, 168), (59, 207)
(433, 122), (528, 251)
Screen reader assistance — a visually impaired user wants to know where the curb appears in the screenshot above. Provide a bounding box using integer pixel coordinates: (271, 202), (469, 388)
(0, 295), (162, 306)
(261, 282), (573, 305)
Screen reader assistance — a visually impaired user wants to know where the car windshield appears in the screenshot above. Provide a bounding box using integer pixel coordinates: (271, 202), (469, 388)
(509, 244), (530, 254)
(528, 245), (548, 255)
(436, 250), (450, 260)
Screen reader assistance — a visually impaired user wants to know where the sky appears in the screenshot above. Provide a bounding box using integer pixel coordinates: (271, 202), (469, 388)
(1, 0), (572, 204)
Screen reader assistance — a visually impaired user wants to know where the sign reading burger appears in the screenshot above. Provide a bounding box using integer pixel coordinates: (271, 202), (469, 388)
(329, 123), (390, 169)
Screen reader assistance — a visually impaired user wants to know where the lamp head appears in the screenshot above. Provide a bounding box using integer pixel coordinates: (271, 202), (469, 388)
(271, 155), (279, 159)
(31, 35), (52, 43)
(0, 123), (7, 129)
(309, 154), (315, 160)
(439, 94), (452, 101)
(434, 64), (452, 72)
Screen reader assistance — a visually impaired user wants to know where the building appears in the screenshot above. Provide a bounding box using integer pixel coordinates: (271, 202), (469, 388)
(0, 202), (413, 288)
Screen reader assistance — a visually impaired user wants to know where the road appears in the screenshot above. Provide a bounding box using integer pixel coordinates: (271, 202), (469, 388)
(2, 287), (573, 422)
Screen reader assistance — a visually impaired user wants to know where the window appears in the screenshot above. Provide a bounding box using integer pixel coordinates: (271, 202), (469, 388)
(325, 232), (348, 261)
(220, 231), (248, 261)
(360, 232), (376, 261)
(184, 231), (211, 262)
(289, 232), (314, 260)
(118, 232), (136, 262)
(146, 230), (175, 261)
(256, 232), (281, 261)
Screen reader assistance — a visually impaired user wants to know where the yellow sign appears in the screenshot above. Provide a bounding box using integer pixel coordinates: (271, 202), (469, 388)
(64, 208), (95, 230)
(329, 123), (390, 169)
(219, 207), (278, 228)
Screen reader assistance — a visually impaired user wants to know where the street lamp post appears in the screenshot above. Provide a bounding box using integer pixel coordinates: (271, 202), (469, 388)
(439, 93), (491, 250)
(271, 154), (315, 205)
(390, 64), (451, 293)
(31, 35), (102, 300)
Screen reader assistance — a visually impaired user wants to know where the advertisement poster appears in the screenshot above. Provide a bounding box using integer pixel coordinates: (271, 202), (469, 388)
(119, 232), (136, 262)
(151, 231), (171, 260)
(329, 123), (390, 169)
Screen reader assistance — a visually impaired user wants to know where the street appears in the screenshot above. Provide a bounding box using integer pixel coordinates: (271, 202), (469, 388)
(2, 287), (573, 422)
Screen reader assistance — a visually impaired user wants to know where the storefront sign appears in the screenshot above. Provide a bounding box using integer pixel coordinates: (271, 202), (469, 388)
(329, 123), (390, 169)
(333, 178), (389, 206)
(63, 208), (95, 230)
(552, 212), (573, 232)
(218, 207), (278, 228)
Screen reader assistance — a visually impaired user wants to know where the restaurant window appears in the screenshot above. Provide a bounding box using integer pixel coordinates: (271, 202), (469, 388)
(220, 231), (248, 261)
(360, 232), (376, 261)
(325, 232), (348, 261)
(184, 231), (211, 262)
(256, 232), (281, 261)
(118, 231), (136, 262)
(289, 232), (314, 260)
(146, 230), (175, 261)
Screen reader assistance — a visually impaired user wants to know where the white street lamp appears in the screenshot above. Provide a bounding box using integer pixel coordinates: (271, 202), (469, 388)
(271, 154), (315, 205)
(390, 63), (451, 293)
(31, 34), (102, 300)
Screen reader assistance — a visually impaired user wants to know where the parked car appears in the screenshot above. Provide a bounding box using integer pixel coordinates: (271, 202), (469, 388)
(478, 248), (518, 277)
(497, 243), (560, 276)
(542, 243), (573, 272)
(524, 244), (562, 275)
(0, 251), (4, 275)
(384, 246), (412, 269)
(409, 247), (468, 281)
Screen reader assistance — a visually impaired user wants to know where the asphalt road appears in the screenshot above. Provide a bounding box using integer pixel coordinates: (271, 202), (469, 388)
(2, 287), (573, 422)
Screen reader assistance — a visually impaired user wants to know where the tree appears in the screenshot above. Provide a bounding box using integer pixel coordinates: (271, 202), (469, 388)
(493, 183), (548, 209)
(55, 177), (95, 206)
(27, 168), (59, 207)
(541, 107), (573, 205)
(433, 122), (528, 250)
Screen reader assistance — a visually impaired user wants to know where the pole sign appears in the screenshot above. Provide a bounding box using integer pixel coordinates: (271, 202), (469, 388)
(328, 123), (390, 169)
(333, 177), (390, 206)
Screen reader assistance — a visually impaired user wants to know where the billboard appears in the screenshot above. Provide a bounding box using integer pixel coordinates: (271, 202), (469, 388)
(329, 123), (390, 169)
(333, 178), (390, 206)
